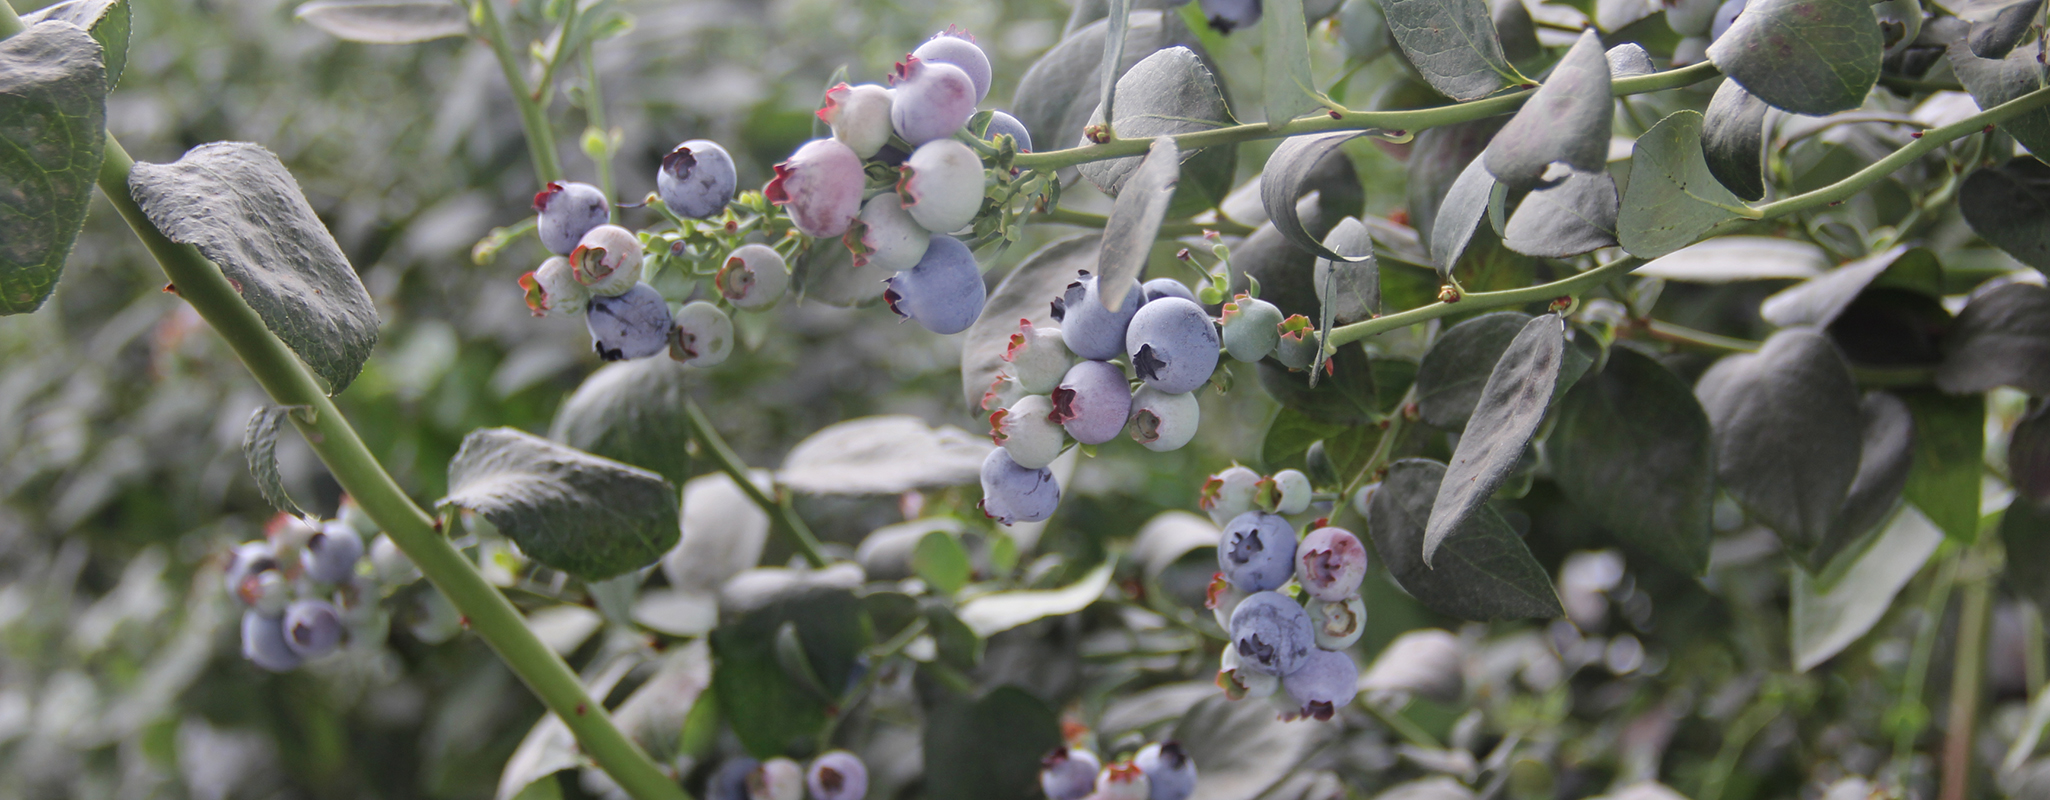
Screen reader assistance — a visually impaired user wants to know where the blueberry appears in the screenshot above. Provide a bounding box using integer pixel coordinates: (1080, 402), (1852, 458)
(1262, 469), (1313, 515)
(1273, 314), (1318, 370)
(533, 181), (609, 256)
(1665, 0), (1720, 36)
(522, 256), (589, 317)
(979, 447), (1061, 525)
(1218, 642), (1280, 700)
(1094, 762), (1151, 800)
(888, 56), (977, 146)
(1052, 271), (1144, 361)
(1230, 590), (1315, 677)
(1128, 386), (1199, 452)
(1295, 526), (1367, 601)
(845, 192), (931, 271)
(1040, 748), (1101, 800)
(407, 588), (462, 645)
(1710, 0), (1746, 40)
(884, 235), (986, 335)
(1200, 0), (1262, 33)
(571, 224), (645, 297)
(1281, 648), (1359, 720)
(990, 394), (1066, 470)
(1050, 360), (1133, 445)
(1350, 481), (1380, 518)
(1126, 297), (1220, 394)
(899, 138), (985, 234)
(709, 759), (760, 800)
(670, 300), (735, 367)
(1218, 511), (1298, 592)
(303, 522), (363, 584)
(587, 283), (675, 362)
(1307, 594), (1366, 650)
(282, 598), (344, 659)
(982, 371), (1028, 413)
(911, 29), (992, 103)
(369, 534), (420, 585)
(224, 541), (277, 603)
(267, 512), (320, 561)
(981, 110), (1034, 153)
(716, 243), (790, 310)
(1132, 742), (1196, 800)
(658, 139), (737, 219)
(766, 138), (867, 238)
(1220, 294), (1283, 363)
(1003, 318), (1073, 394)
(818, 82), (895, 159)
(1201, 465), (1262, 525)
(241, 608), (301, 672)
(1141, 278), (1197, 305)
(749, 757), (805, 800)
(805, 751), (867, 800)
(239, 569), (290, 616)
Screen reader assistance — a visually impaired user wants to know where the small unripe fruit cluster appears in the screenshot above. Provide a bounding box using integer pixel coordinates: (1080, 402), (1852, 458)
(226, 510), (401, 672)
(709, 749), (867, 800)
(1038, 740), (1197, 800)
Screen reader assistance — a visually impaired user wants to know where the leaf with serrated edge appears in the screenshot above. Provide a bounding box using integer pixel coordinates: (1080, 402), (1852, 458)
(242, 405), (306, 517)
(1947, 40), (2050, 159)
(1096, 138), (1180, 310)
(1696, 329), (1863, 555)
(548, 358), (694, 486)
(440, 428), (678, 581)
(1424, 315), (1563, 564)
(1502, 169), (1618, 257)
(1706, 0), (1884, 116)
(1431, 157), (1497, 276)
(1377, 0), (1520, 101)
(20, 0), (128, 88)
(1415, 311), (1532, 430)
(959, 235), (1099, 412)
(1618, 111), (1751, 258)
(0, 22), (106, 316)
(1791, 504), (1942, 671)
(1265, 0), (1323, 129)
(1936, 282), (2050, 395)
(1484, 30), (1612, 189)
(1263, 131), (1377, 263)
(295, 0), (469, 44)
(1367, 459), (1562, 621)
(1701, 80), (1772, 201)
(130, 142), (380, 392)
(1550, 347), (1715, 575)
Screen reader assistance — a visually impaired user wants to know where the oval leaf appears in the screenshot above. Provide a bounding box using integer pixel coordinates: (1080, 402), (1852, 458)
(1366, 458), (1563, 620)
(1377, 0), (1521, 101)
(130, 142), (381, 393)
(1483, 30), (1613, 189)
(711, 575), (868, 757)
(1706, 0), (1884, 116)
(20, 0), (129, 88)
(1960, 160), (2050, 272)
(1617, 111), (1751, 259)
(1936, 282), (2050, 395)
(1695, 329), (1863, 556)
(1759, 244), (1912, 328)
(1430, 156), (1497, 275)
(1790, 504), (1943, 671)
(0, 22), (106, 316)
(778, 415), (993, 495)
(1818, 390), (1916, 569)
(1501, 168), (1619, 257)
(1969, 0), (2043, 58)
(1946, 39), (2050, 159)
(440, 428), (680, 581)
(1636, 235), (1828, 282)
(1095, 138), (1182, 310)
(1265, 0), (1324, 129)
(959, 234), (1100, 411)
(1700, 79), (1772, 202)
(1550, 347), (1715, 576)
(1408, 118), (1506, 254)
(1901, 388), (1986, 541)
(1415, 311), (1532, 430)
(923, 687), (1063, 800)
(295, 0), (470, 44)
(1075, 45), (1234, 212)
(1174, 695), (1337, 800)
(1013, 10), (1212, 162)
(1263, 131), (1377, 263)
(1424, 314), (1564, 564)
(548, 358), (695, 486)
(957, 561), (1113, 637)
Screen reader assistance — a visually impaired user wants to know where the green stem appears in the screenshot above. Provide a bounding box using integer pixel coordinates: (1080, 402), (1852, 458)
(470, 0), (564, 183)
(1942, 551), (1996, 800)
(1325, 257), (1641, 350)
(582, 45), (616, 223)
(1640, 319), (1759, 353)
(1894, 548), (1960, 782)
(1698, 690), (1782, 800)
(1036, 206), (1255, 237)
(679, 398), (828, 568)
(534, 0), (579, 106)
(1010, 62), (1722, 171)
(90, 138), (684, 800)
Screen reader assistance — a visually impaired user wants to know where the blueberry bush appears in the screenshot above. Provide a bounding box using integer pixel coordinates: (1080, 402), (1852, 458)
(3, 0), (2050, 798)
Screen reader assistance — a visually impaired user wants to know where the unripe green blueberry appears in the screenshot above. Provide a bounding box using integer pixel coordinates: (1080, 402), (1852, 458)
(991, 394), (1066, 470)
(1351, 481), (1381, 518)
(982, 371), (1028, 413)
(749, 757), (805, 800)
(716, 243), (790, 310)
(1259, 469), (1313, 515)
(1093, 762), (1150, 800)
(1128, 386), (1200, 452)
(1003, 318), (1073, 394)
(521, 256), (588, 317)
(845, 192), (931, 271)
(1201, 465), (1262, 524)
(571, 224), (644, 297)
(1218, 643), (1279, 700)
(369, 534), (420, 585)
(1273, 314), (1318, 370)
(899, 138), (985, 234)
(818, 82), (894, 159)
(1308, 594), (1366, 650)
(671, 301), (735, 368)
(1050, 360), (1132, 445)
(1220, 294), (1283, 363)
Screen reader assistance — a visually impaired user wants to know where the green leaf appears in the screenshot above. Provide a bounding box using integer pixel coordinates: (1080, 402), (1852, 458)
(960, 235), (1098, 412)
(130, 142), (381, 392)
(922, 687), (1063, 800)
(439, 428), (679, 581)
(924, 601), (985, 668)
(1098, 0), (1132, 135)
(913, 529), (973, 595)
(1550, 347), (1716, 575)
(1255, 342), (1380, 425)
(242, 405), (306, 517)
(2012, 404), (2050, 508)
(1483, 30), (1612, 189)
(1820, 391), (1916, 569)
(1695, 329), (1864, 558)
(1700, 80), (1772, 202)
(1425, 315), (1564, 564)
(1501, 169), (1619, 258)
(1790, 504), (1943, 671)
(1706, 0), (1884, 115)
(1265, 0), (1323, 129)
(1901, 389), (1985, 542)
(1015, 10), (1212, 156)
(1237, 150), (1367, 318)
(1263, 407), (1349, 469)
(1415, 311), (1532, 430)
(609, 641), (712, 762)
(1377, 0), (1522, 101)
(1492, 0), (1541, 64)
(778, 415), (993, 495)
(1171, 696), (1337, 800)
(711, 578), (869, 758)
(1076, 46), (1235, 218)
(1946, 40), (2050, 160)
(294, 0), (470, 44)
(20, 0), (129, 88)
(1759, 244), (1914, 328)
(1367, 458), (1562, 620)
(1262, 131), (1377, 263)
(1936, 282), (2050, 395)
(1969, 0), (2042, 59)
(1430, 157), (1497, 276)
(548, 358), (694, 486)
(1617, 111), (1752, 259)
(1962, 159), (2050, 272)
(0, 21), (106, 316)
(956, 561), (1113, 637)
(1407, 118), (1505, 255)
(1093, 138), (1181, 310)
(2002, 495), (2050, 617)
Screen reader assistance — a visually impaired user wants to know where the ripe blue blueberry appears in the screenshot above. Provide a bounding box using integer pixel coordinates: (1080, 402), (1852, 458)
(1273, 315), (1318, 370)
(521, 256), (589, 317)
(1126, 297), (1221, 394)
(1295, 526), (1367, 601)
(884, 235), (986, 335)
(1201, 465), (1262, 525)
(818, 83), (894, 159)
(1307, 594), (1366, 650)
(716, 243), (790, 310)
(282, 598), (344, 659)
(303, 522), (363, 584)
(981, 110), (1034, 152)
(912, 28), (992, 103)
(899, 138), (985, 233)
(1051, 271), (1143, 361)
(1261, 469), (1313, 515)
(1003, 318), (1073, 394)
(1095, 762), (1151, 800)
(533, 180), (609, 256)
(1040, 748), (1101, 800)
(709, 759), (760, 800)
(1050, 359), (1133, 445)
(750, 757), (805, 800)
(1141, 278), (1197, 305)
(670, 301), (734, 367)
(571, 224), (644, 297)
(1218, 511), (1298, 592)
(1281, 648), (1360, 721)
(1220, 294), (1283, 363)
(658, 139), (737, 219)
(766, 138), (867, 238)
(888, 56), (977, 146)
(1132, 742), (1197, 800)
(991, 394), (1066, 470)
(587, 283), (675, 362)
(1229, 590), (1315, 677)
(241, 608), (301, 672)
(1218, 642), (1280, 700)
(979, 447), (1061, 525)
(805, 751), (867, 800)
(1128, 386), (1199, 452)
(845, 192), (931, 271)
(1200, 0), (1263, 33)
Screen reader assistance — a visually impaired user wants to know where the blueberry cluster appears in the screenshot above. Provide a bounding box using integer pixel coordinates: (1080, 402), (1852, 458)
(224, 512), (378, 672)
(1038, 740), (1196, 800)
(1201, 467), (1367, 722)
(706, 750), (868, 800)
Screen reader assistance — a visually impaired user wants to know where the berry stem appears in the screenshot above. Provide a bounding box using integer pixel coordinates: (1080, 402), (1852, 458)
(1324, 257), (1644, 350)
(1036, 205), (1255, 237)
(1940, 542), (1998, 800)
(680, 398), (830, 568)
(469, 0), (567, 183)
